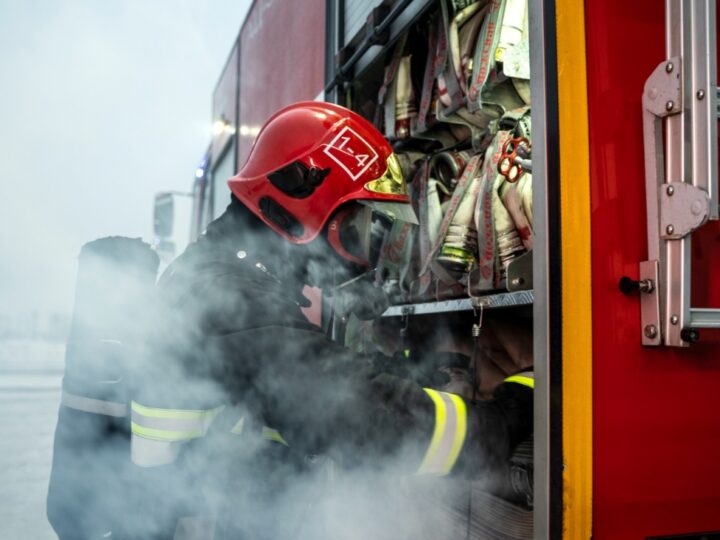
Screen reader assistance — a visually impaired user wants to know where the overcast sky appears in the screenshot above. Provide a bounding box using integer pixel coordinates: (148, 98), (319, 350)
(0, 0), (251, 318)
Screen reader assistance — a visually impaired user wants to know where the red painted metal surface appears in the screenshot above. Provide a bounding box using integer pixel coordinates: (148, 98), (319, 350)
(211, 43), (239, 163)
(236, 0), (326, 171)
(585, 1), (720, 538)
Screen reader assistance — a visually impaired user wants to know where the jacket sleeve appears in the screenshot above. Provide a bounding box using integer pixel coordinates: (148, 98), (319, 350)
(206, 325), (533, 478)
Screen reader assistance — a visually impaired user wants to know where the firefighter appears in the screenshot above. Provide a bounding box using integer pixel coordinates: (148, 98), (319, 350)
(129, 101), (533, 539)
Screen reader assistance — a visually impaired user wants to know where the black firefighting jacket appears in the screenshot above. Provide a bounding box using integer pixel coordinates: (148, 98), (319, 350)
(129, 196), (533, 539)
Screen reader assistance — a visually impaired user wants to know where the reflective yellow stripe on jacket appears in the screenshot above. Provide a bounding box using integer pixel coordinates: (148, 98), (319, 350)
(131, 401), (224, 468)
(130, 401), (224, 442)
(416, 373), (534, 476)
(504, 371), (535, 389)
(416, 389), (468, 476)
(261, 427), (289, 446)
(229, 417), (289, 446)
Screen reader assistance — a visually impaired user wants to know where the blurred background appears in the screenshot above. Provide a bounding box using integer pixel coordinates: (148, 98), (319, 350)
(0, 1), (250, 536)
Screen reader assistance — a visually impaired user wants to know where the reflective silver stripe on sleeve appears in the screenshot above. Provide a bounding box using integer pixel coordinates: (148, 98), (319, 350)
(61, 390), (127, 418)
(416, 389), (467, 476)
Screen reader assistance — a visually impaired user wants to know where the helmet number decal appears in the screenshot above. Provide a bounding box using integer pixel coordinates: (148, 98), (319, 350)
(323, 126), (379, 181)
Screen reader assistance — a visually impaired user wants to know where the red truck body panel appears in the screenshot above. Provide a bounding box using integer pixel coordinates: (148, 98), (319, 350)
(192, 1), (720, 535)
(586, 1), (720, 537)
(236, 0), (326, 171)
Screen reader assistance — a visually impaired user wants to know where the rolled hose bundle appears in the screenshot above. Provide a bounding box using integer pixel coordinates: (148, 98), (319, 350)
(47, 237), (158, 539)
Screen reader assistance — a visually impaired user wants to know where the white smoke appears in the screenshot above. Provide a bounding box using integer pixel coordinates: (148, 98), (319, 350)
(44, 218), (532, 538)
(0, 1), (250, 538)
(0, 0), (250, 321)
(0, 2), (534, 538)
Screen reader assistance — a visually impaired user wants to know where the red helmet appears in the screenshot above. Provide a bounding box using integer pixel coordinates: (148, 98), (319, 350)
(228, 101), (415, 245)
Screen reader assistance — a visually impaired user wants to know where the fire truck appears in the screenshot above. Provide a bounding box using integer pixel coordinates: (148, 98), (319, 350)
(153, 0), (720, 538)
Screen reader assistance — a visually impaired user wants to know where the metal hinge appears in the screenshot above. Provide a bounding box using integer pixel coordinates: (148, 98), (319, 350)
(659, 182), (710, 239)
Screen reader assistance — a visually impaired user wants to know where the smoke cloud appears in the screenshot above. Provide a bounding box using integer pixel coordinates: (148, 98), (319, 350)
(45, 196), (533, 539)
(0, 0), (250, 322)
(0, 2), (250, 538)
(0, 3), (534, 538)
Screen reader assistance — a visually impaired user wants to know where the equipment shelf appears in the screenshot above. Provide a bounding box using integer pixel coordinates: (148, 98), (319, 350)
(381, 290), (534, 317)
